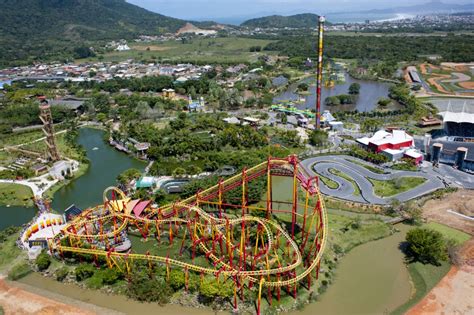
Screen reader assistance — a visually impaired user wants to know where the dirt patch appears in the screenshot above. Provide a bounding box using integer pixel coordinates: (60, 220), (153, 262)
(0, 278), (95, 315)
(422, 189), (474, 235)
(459, 81), (474, 90)
(407, 239), (474, 315)
(131, 45), (170, 51)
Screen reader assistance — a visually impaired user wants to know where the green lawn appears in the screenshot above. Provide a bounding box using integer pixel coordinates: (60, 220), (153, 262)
(424, 222), (471, 245)
(392, 261), (451, 315)
(318, 174), (339, 189)
(81, 37), (276, 64)
(0, 183), (34, 207)
(329, 168), (361, 196)
(0, 231), (25, 274)
(368, 177), (426, 197)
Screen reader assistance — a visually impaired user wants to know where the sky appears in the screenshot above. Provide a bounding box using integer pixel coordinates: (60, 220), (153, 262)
(127, 0), (471, 22)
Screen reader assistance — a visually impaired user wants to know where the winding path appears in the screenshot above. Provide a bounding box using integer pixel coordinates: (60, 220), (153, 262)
(301, 155), (446, 205)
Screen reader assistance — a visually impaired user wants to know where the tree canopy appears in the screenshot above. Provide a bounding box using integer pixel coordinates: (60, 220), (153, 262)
(406, 228), (448, 265)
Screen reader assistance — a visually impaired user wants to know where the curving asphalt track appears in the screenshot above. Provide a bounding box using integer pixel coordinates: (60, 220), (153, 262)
(301, 155), (446, 205)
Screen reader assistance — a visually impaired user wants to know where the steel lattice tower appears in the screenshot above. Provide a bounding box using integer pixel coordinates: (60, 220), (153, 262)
(39, 100), (60, 162)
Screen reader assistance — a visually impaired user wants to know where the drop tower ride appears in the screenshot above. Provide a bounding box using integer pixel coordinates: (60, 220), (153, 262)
(315, 16), (325, 129)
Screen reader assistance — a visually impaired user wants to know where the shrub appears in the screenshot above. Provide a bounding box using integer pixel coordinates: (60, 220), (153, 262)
(99, 268), (122, 285)
(199, 277), (233, 301)
(127, 270), (173, 304)
(8, 262), (32, 280)
(35, 251), (51, 271)
(75, 264), (96, 281)
(55, 267), (69, 281)
(86, 273), (104, 289)
(406, 228), (448, 265)
(169, 269), (185, 290)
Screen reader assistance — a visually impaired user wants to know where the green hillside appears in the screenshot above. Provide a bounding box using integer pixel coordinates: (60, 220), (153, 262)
(0, 0), (187, 67)
(241, 13), (325, 28)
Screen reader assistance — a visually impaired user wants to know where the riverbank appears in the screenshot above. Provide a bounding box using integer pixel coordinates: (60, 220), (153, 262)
(0, 277), (114, 315)
(43, 161), (90, 202)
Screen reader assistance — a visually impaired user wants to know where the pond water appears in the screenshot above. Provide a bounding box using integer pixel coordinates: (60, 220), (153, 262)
(294, 224), (412, 315)
(1, 128), (145, 229)
(275, 72), (393, 112)
(50, 128), (145, 212)
(0, 205), (36, 230)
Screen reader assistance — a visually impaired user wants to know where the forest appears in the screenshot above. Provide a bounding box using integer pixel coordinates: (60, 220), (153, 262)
(264, 34), (474, 62)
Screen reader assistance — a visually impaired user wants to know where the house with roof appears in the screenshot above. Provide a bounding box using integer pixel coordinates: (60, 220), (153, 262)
(357, 130), (423, 164)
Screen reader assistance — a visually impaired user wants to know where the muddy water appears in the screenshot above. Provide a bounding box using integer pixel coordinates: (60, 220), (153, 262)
(19, 273), (216, 315)
(294, 224), (412, 315)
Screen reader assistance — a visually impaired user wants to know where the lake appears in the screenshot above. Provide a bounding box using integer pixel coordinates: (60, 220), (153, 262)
(275, 72), (395, 113)
(1, 128), (145, 229)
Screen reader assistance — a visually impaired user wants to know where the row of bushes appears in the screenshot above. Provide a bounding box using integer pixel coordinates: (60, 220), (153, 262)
(346, 145), (389, 164)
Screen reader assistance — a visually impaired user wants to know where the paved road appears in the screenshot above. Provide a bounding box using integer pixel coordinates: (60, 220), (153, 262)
(301, 155), (447, 205)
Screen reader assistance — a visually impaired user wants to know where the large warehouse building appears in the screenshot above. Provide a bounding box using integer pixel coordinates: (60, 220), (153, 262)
(425, 99), (474, 172)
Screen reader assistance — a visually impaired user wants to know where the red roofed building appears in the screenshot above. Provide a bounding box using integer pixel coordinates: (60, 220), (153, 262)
(357, 130), (423, 165)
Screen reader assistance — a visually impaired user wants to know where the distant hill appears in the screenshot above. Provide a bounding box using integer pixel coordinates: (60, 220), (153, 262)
(0, 0), (213, 67)
(241, 13), (325, 28)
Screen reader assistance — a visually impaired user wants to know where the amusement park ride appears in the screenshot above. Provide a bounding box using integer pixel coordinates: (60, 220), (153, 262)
(27, 19), (329, 315)
(48, 156), (328, 314)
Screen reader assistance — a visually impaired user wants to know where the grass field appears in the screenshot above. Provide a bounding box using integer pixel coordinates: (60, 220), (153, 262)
(392, 261), (451, 315)
(0, 130), (44, 148)
(329, 168), (361, 196)
(0, 232), (25, 274)
(368, 177), (426, 197)
(0, 183), (33, 207)
(424, 222), (471, 245)
(81, 37), (276, 64)
(319, 174), (339, 189)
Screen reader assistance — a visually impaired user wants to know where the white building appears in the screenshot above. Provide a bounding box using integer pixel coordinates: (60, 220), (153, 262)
(116, 44), (131, 51)
(49, 160), (78, 179)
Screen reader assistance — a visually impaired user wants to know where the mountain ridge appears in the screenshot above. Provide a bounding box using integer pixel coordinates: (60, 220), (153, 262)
(241, 13), (326, 28)
(0, 0), (217, 66)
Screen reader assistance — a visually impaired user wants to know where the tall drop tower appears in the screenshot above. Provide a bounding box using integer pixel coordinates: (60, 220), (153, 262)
(39, 99), (60, 162)
(315, 16), (325, 129)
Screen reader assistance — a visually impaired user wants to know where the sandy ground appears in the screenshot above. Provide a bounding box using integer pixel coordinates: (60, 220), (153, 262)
(459, 81), (474, 90)
(422, 189), (474, 235)
(407, 239), (474, 315)
(407, 190), (474, 315)
(131, 45), (170, 51)
(0, 278), (119, 315)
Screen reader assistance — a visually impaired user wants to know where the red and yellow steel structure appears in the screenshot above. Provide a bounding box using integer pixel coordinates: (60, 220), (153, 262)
(50, 155), (328, 314)
(315, 16), (326, 129)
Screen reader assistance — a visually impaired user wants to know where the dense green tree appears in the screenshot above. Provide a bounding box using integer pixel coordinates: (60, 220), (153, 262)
(35, 251), (51, 271)
(406, 228), (448, 265)
(297, 82), (309, 91)
(348, 83), (361, 95)
(309, 130), (328, 147)
(127, 270), (173, 304)
(117, 168), (142, 185)
(361, 118), (382, 132)
(75, 264), (96, 281)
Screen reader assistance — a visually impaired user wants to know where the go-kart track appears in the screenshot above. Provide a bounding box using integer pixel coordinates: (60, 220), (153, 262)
(302, 156), (446, 204)
(47, 156), (328, 314)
